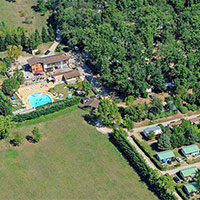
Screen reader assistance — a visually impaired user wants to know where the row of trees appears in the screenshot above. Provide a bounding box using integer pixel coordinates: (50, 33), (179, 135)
(157, 120), (200, 151)
(0, 22), (55, 52)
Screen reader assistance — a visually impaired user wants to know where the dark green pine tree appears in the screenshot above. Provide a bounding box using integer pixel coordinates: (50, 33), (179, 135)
(13, 34), (21, 46)
(34, 29), (42, 47)
(0, 35), (5, 51)
(48, 25), (55, 41)
(41, 27), (49, 43)
(21, 31), (27, 49)
(4, 34), (14, 48)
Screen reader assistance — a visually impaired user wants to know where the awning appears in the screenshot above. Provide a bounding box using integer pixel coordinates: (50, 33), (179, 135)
(35, 70), (43, 74)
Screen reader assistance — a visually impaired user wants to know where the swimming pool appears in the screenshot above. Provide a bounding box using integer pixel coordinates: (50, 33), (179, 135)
(28, 92), (52, 107)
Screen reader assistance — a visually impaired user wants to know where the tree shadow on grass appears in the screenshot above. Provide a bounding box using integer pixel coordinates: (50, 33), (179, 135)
(26, 135), (35, 143)
(150, 142), (158, 152)
(83, 114), (97, 126)
(9, 139), (17, 147)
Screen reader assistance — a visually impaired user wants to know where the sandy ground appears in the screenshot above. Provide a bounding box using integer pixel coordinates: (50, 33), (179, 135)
(18, 82), (55, 108)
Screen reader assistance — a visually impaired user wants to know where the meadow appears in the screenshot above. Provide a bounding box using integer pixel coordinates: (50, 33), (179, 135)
(0, 0), (48, 32)
(0, 108), (157, 199)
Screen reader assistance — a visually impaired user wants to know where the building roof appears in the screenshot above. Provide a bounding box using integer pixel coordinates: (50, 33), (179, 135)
(168, 120), (182, 128)
(156, 150), (175, 160)
(182, 144), (199, 155)
(82, 96), (99, 109)
(27, 57), (42, 66)
(180, 167), (198, 178)
(42, 54), (69, 65)
(184, 182), (198, 194)
(190, 116), (200, 124)
(84, 99), (99, 109)
(144, 126), (161, 134)
(27, 54), (69, 66)
(63, 70), (81, 80)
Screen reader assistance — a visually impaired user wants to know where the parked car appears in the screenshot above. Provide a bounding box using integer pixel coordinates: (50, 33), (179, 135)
(176, 157), (183, 162)
(45, 50), (50, 55)
(173, 176), (180, 183)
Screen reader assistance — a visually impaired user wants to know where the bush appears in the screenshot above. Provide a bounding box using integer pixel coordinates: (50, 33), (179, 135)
(12, 132), (23, 146)
(35, 50), (41, 55)
(32, 127), (41, 142)
(56, 44), (62, 52)
(13, 97), (81, 122)
(186, 104), (198, 111)
(179, 106), (188, 114)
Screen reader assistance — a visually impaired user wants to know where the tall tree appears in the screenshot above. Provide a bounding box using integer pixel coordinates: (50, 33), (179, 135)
(157, 133), (172, 151)
(97, 98), (121, 126)
(0, 91), (13, 116)
(42, 27), (49, 43)
(0, 115), (14, 139)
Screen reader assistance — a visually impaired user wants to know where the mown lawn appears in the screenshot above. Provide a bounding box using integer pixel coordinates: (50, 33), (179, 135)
(0, 0), (48, 32)
(0, 108), (157, 200)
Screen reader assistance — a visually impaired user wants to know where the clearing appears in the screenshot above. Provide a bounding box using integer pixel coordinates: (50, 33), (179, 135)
(0, 108), (157, 200)
(0, 0), (48, 32)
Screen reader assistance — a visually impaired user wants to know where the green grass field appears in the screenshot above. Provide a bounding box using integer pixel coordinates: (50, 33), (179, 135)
(0, 108), (157, 200)
(0, 0), (48, 32)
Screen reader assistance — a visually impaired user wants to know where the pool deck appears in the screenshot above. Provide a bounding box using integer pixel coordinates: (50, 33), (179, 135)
(18, 82), (55, 108)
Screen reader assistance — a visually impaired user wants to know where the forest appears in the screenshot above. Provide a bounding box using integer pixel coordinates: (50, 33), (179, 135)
(46, 0), (200, 103)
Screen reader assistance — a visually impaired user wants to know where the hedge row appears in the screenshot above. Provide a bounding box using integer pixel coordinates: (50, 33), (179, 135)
(111, 129), (177, 200)
(131, 135), (164, 170)
(13, 97), (81, 122)
(175, 186), (189, 200)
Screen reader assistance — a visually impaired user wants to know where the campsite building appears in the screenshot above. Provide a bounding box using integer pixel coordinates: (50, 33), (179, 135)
(143, 126), (162, 138)
(184, 182), (199, 196)
(181, 144), (199, 158)
(156, 150), (175, 162)
(179, 167), (198, 180)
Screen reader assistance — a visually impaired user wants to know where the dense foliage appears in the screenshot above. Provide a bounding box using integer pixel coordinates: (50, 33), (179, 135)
(158, 120), (200, 149)
(48, 0), (199, 103)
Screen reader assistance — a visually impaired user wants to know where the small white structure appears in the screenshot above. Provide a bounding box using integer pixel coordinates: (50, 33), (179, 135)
(143, 126), (162, 138)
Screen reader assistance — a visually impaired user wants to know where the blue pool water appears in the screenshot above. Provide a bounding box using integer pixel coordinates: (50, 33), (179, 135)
(28, 92), (52, 107)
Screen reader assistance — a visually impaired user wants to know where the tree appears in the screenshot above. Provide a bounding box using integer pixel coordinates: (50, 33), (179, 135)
(125, 96), (134, 106)
(13, 69), (25, 84)
(6, 45), (23, 61)
(150, 97), (163, 115)
(0, 91), (13, 116)
(0, 115), (14, 139)
(32, 127), (42, 142)
(97, 98), (121, 127)
(12, 132), (23, 146)
(82, 81), (92, 95)
(4, 33), (14, 47)
(0, 61), (7, 76)
(48, 25), (55, 41)
(34, 29), (42, 47)
(184, 128), (198, 145)
(21, 30), (27, 49)
(41, 27), (49, 43)
(36, 0), (47, 15)
(2, 78), (20, 95)
(123, 114), (134, 131)
(157, 134), (172, 151)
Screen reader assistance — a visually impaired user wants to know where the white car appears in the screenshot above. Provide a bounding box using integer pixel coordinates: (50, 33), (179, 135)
(176, 157), (183, 162)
